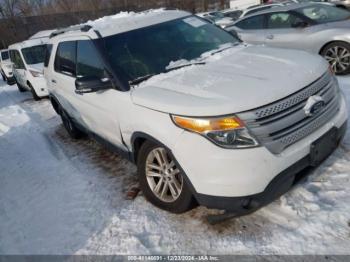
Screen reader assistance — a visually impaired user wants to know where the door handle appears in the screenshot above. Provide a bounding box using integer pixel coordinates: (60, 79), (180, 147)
(266, 34), (274, 40)
(51, 79), (57, 83)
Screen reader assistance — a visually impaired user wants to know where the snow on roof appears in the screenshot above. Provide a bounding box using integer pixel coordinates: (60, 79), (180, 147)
(9, 37), (49, 50)
(29, 29), (56, 40)
(82, 8), (191, 37)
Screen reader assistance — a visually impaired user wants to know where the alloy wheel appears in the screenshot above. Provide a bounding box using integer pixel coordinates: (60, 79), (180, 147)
(145, 147), (183, 203)
(324, 46), (350, 74)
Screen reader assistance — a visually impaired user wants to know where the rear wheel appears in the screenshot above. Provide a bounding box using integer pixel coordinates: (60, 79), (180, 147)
(321, 41), (350, 75)
(137, 141), (196, 213)
(61, 110), (84, 139)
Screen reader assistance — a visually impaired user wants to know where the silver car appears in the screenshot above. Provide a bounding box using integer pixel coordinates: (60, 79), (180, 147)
(226, 3), (350, 74)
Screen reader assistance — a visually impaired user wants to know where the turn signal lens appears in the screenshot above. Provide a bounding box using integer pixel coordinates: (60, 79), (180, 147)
(172, 115), (244, 133)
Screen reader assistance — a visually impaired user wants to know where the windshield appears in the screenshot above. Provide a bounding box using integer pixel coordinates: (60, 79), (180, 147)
(100, 16), (238, 84)
(21, 44), (46, 65)
(296, 4), (350, 23)
(1, 51), (9, 61)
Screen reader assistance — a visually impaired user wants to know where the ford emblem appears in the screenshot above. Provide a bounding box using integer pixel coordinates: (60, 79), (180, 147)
(303, 96), (325, 117)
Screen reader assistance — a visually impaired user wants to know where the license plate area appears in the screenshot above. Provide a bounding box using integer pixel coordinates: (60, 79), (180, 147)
(310, 127), (338, 166)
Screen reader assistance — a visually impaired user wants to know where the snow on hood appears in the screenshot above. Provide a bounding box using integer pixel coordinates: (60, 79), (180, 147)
(28, 63), (44, 73)
(215, 17), (234, 26)
(131, 44), (328, 117)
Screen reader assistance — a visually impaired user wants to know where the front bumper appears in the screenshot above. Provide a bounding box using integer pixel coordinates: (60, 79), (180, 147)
(196, 122), (347, 214)
(30, 77), (49, 97)
(173, 92), (348, 211)
(6, 76), (16, 85)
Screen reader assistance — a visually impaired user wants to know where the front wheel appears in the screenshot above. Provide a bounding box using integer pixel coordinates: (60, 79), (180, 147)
(28, 83), (41, 101)
(321, 41), (350, 75)
(137, 141), (196, 213)
(17, 82), (27, 92)
(61, 110), (84, 139)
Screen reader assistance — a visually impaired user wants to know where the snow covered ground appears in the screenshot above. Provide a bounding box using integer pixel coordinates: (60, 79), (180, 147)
(0, 77), (350, 255)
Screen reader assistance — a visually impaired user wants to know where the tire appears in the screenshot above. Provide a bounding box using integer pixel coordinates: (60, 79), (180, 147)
(1, 73), (5, 81)
(321, 41), (350, 75)
(137, 141), (196, 213)
(61, 110), (84, 139)
(17, 82), (27, 93)
(28, 83), (41, 101)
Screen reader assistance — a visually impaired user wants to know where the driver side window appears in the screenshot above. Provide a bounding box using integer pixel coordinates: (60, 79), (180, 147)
(267, 12), (304, 29)
(76, 40), (105, 79)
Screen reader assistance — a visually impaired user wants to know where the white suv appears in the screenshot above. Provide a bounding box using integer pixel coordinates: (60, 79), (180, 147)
(0, 49), (15, 85)
(45, 10), (347, 218)
(9, 37), (49, 100)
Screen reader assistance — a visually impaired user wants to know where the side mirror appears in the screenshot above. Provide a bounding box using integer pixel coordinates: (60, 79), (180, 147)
(292, 21), (309, 28)
(75, 76), (113, 94)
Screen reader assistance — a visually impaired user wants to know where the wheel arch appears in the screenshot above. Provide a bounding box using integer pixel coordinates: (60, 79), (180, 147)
(130, 131), (199, 198)
(319, 40), (349, 55)
(49, 94), (61, 115)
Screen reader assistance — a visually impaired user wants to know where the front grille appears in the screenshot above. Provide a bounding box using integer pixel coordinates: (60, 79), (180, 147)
(238, 72), (340, 154)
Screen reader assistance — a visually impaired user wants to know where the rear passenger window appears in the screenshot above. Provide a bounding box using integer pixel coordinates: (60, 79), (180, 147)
(235, 15), (265, 30)
(54, 41), (76, 76)
(77, 40), (105, 79)
(44, 44), (53, 67)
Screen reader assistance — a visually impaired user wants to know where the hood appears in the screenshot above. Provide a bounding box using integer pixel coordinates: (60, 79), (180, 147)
(131, 45), (328, 117)
(28, 63), (44, 73)
(215, 17), (234, 26)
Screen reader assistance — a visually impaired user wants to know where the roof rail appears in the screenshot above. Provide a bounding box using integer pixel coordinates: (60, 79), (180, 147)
(49, 25), (93, 38)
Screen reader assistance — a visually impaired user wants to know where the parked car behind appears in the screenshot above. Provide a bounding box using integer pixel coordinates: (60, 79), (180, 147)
(0, 49), (15, 85)
(222, 8), (244, 20)
(226, 3), (350, 74)
(45, 10), (347, 218)
(9, 35), (49, 100)
(240, 3), (284, 17)
(197, 11), (235, 28)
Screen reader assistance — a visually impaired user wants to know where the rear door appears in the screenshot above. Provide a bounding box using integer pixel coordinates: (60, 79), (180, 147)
(74, 39), (124, 147)
(232, 14), (267, 45)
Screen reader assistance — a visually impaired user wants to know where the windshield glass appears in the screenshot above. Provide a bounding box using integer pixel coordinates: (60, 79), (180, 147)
(296, 4), (350, 23)
(21, 44), (46, 65)
(1, 51), (9, 61)
(101, 16), (238, 83)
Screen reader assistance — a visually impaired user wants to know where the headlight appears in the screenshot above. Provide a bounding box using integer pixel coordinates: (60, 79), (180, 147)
(171, 115), (259, 149)
(29, 70), (43, 77)
(5, 64), (12, 69)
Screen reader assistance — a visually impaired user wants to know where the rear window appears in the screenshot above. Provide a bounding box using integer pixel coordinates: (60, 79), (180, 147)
(1, 51), (9, 61)
(54, 41), (77, 76)
(235, 15), (265, 29)
(44, 44), (53, 67)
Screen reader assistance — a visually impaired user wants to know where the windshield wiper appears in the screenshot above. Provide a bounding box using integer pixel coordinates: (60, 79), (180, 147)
(165, 61), (206, 72)
(129, 74), (156, 86)
(208, 42), (240, 56)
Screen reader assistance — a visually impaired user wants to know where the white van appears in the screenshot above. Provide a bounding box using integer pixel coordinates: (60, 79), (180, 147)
(0, 49), (15, 85)
(9, 37), (49, 100)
